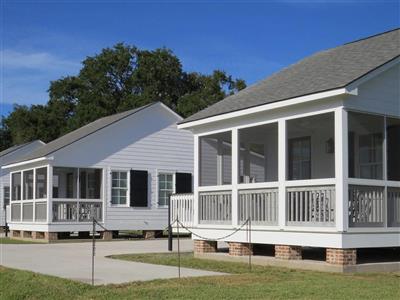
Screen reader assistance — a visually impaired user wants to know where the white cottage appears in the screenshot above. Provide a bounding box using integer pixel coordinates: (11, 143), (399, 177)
(172, 29), (400, 267)
(3, 102), (193, 240)
(1, 140), (45, 228)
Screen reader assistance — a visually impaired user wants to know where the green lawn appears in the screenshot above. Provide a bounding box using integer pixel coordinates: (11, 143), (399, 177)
(0, 237), (43, 244)
(1, 253), (399, 300)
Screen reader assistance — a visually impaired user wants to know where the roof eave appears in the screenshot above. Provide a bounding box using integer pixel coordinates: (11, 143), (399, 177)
(177, 87), (355, 130)
(1, 156), (51, 170)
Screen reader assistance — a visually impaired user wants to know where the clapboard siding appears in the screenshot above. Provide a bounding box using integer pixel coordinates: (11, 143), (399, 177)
(345, 64), (400, 117)
(51, 103), (193, 230)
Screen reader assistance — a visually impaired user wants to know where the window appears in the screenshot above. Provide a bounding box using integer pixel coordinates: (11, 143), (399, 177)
(158, 173), (174, 207)
(348, 112), (383, 179)
(111, 171), (128, 205)
(23, 170), (34, 200)
(359, 133), (383, 179)
(239, 123), (278, 183)
(53, 168), (78, 199)
(289, 137), (311, 180)
(35, 167), (47, 199)
(3, 186), (10, 208)
(287, 112), (335, 180)
(199, 131), (232, 186)
(387, 117), (400, 181)
(11, 172), (21, 201)
(80, 169), (102, 199)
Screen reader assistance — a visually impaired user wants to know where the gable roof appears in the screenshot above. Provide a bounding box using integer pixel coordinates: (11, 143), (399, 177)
(5, 102), (178, 166)
(180, 28), (400, 125)
(0, 140), (44, 158)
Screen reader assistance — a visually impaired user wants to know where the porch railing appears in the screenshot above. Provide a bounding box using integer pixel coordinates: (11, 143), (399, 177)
(35, 202), (47, 222)
(388, 188), (400, 227)
(6, 205), (11, 223)
(170, 193), (194, 227)
(11, 203), (21, 222)
(52, 201), (102, 222)
(22, 203), (34, 222)
(348, 185), (384, 227)
(199, 191), (232, 224)
(239, 188), (278, 225)
(286, 185), (335, 226)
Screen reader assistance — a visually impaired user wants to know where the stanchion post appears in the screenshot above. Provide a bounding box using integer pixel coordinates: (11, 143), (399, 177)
(92, 218), (95, 286)
(168, 195), (173, 251)
(4, 208), (8, 238)
(177, 217), (181, 279)
(248, 217), (252, 272)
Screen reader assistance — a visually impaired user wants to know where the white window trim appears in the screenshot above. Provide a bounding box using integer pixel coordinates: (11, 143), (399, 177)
(157, 170), (175, 208)
(110, 169), (130, 208)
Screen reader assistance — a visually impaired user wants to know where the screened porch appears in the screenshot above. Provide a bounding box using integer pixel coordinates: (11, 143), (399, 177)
(171, 109), (400, 231)
(9, 166), (103, 224)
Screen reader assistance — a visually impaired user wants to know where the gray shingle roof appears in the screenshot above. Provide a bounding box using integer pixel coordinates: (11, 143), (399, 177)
(6, 102), (157, 165)
(181, 28), (400, 124)
(0, 140), (43, 158)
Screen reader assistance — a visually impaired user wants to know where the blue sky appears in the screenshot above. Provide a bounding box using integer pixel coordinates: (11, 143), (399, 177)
(1, 0), (399, 116)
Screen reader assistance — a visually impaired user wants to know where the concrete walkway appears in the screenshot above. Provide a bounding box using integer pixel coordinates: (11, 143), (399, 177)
(0, 239), (225, 285)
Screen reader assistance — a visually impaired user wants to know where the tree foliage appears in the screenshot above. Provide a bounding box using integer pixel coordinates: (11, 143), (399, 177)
(1, 43), (245, 151)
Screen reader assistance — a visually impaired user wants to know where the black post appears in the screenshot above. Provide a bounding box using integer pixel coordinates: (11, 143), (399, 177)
(248, 218), (252, 272)
(4, 208), (8, 238)
(92, 218), (95, 286)
(168, 195), (173, 251)
(177, 217), (181, 279)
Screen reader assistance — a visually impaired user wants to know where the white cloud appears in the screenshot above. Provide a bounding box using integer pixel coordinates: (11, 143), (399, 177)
(1, 49), (80, 72)
(1, 49), (82, 105)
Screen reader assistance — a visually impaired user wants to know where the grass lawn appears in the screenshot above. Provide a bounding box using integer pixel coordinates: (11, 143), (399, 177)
(0, 237), (43, 244)
(1, 253), (399, 300)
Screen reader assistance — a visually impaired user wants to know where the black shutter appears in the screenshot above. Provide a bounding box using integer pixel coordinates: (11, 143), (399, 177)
(130, 170), (148, 207)
(175, 173), (192, 193)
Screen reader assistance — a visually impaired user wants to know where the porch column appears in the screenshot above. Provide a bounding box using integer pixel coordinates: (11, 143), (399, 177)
(33, 168), (36, 222)
(335, 108), (348, 232)
(278, 119), (286, 229)
(217, 139), (223, 185)
(193, 135), (200, 226)
(47, 165), (53, 224)
(232, 128), (239, 226)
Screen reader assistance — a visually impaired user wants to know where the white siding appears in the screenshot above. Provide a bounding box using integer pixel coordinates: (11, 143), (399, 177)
(51, 103), (193, 231)
(345, 63), (400, 117)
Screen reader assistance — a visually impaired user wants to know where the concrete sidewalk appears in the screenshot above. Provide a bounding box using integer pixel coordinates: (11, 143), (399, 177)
(0, 239), (225, 285)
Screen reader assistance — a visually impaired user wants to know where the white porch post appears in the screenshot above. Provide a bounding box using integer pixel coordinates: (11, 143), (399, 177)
(232, 128), (239, 226)
(193, 135), (200, 226)
(278, 119), (286, 229)
(20, 171), (24, 222)
(47, 165), (53, 224)
(335, 107), (348, 232)
(217, 139), (223, 185)
(33, 168), (36, 222)
(383, 117), (388, 228)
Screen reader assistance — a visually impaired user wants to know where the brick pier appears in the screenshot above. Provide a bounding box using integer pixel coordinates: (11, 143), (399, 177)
(326, 248), (357, 265)
(194, 240), (217, 254)
(275, 245), (302, 260)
